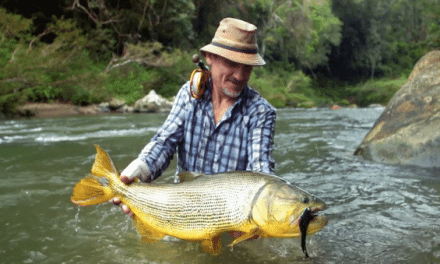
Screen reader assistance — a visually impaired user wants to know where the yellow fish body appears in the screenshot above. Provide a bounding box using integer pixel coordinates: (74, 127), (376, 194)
(71, 145), (328, 255)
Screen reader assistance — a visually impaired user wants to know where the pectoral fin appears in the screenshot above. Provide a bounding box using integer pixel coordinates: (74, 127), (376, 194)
(200, 235), (222, 255)
(133, 216), (166, 242)
(228, 228), (260, 248)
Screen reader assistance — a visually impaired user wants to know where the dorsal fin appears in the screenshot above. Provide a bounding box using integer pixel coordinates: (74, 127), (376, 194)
(176, 171), (204, 183)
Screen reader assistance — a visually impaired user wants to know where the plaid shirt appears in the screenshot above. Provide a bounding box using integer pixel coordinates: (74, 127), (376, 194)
(122, 81), (276, 182)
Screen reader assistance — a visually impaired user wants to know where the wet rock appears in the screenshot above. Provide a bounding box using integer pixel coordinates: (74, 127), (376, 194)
(354, 51), (440, 168)
(108, 98), (126, 110)
(134, 90), (173, 113)
(116, 105), (134, 113)
(98, 102), (111, 113)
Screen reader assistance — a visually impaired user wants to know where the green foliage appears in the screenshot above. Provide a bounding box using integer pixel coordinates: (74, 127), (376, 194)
(24, 84), (101, 106)
(67, 0), (196, 51)
(330, 0), (436, 80)
(0, 8), (32, 38)
(69, 85), (101, 106)
(0, 11), (110, 114)
(27, 85), (62, 102)
(1, 0), (437, 117)
(103, 44), (197, 104)
(105, 63), (159, 105)
(425, 0), (440, 49)
(347, 76), (407, 107)
(301, 1), (342, 69)
(250, 0), (342, 71)
(250, 66), (319, 108)
(0, 8), (31, 69)
(0, 92), (26, 116)
(154, 49), (199, 98)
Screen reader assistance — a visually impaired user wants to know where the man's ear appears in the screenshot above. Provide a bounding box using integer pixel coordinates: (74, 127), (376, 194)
(204, 52), (215, 66)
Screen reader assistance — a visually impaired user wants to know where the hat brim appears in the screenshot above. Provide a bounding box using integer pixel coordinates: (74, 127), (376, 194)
(200, 44), (266, 66)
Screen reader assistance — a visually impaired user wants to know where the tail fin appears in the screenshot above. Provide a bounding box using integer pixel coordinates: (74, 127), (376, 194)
(71, 145), (119, 206)
(91, 144), (119, 178)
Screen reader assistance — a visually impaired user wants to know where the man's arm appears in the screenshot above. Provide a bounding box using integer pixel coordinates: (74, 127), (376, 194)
(114, 83), (191, 216)
(121, 83), (191, 182)
(247, 104), (276, 174)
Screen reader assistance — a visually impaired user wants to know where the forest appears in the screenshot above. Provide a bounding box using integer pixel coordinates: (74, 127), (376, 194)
(0, 0), (439, 116)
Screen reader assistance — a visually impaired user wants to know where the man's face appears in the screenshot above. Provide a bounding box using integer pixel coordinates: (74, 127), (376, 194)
(206, 53), (253, 98)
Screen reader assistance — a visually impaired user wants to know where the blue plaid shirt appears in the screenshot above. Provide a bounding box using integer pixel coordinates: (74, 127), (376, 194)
(123, 81), (276, 181)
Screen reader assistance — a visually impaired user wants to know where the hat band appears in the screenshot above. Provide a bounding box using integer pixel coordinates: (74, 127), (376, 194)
(211, 42), (258, 54)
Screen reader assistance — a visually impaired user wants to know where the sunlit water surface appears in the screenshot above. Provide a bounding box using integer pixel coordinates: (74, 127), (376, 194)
(1, 108), (439, 264)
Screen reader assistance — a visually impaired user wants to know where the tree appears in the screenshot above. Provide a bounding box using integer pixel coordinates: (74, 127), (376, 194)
(247, 0), (342, 76)
(67, 0), (196, 49)
(328, 0), (438, 82)
(298, 1), (342, 75)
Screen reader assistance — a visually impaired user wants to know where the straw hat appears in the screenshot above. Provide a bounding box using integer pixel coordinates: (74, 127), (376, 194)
(200, 18), (265, 66)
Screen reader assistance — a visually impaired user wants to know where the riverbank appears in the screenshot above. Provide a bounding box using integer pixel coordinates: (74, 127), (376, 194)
(14, 103), (104, 119)
(9, 101), (382, 120)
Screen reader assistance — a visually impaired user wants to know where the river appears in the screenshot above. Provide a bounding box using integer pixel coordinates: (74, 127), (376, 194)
(1, 107), (439, 264)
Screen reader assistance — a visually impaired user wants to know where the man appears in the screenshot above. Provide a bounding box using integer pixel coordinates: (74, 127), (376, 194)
(114, 18), (276, 218)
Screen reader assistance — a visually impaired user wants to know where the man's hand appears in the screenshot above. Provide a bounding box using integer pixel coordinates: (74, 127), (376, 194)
(112, 175), (135, 217)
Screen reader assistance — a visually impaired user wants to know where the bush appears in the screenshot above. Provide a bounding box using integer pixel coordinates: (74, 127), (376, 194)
(348, 76), (407, 107)
(105, 63), (159, 105)
(0, 91), (27, 116)
(250, 67), (316, 108)
(27, 85), (62, 102)
(153, 49), (200, 98)
(103, 45), (199, 103)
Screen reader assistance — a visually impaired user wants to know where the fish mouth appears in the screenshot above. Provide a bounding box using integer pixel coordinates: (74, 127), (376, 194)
(301, 207), (328, 233)
(299, 207), (328, 258)
(289, 206), (327, 229)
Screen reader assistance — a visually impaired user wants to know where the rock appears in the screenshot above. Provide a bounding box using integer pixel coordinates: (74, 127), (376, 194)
(134, 90), (173, 113)
(116, 105), (134, 113)
(78, 105), (101, 115)
(108, 98), (126, 110)
(354, 51), (440, 168)
(368, 103), (383, 108)
(98, 102), (110, 113)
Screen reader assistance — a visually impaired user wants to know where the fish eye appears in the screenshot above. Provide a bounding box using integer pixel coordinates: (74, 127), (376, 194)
(301, 196), (310, 204)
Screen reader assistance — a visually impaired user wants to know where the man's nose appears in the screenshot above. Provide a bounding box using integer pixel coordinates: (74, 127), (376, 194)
(232, 65), (252, 81)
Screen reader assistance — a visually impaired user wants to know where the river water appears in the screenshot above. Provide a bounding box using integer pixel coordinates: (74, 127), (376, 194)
(1, 107), (439, 264)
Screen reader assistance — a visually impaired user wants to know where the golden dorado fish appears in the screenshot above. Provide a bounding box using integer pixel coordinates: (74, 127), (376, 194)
(71, 145), (328, 255)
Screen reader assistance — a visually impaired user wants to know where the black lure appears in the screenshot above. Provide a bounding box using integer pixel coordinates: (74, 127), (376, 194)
(299, 207), (312, 258)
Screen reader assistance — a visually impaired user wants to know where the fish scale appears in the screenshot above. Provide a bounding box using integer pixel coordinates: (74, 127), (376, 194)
(71, 145), (328, 255)
(119, 173), (268, 232)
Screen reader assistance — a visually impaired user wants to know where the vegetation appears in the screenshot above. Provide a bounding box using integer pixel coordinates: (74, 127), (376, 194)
(0, 0), (439, 117)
